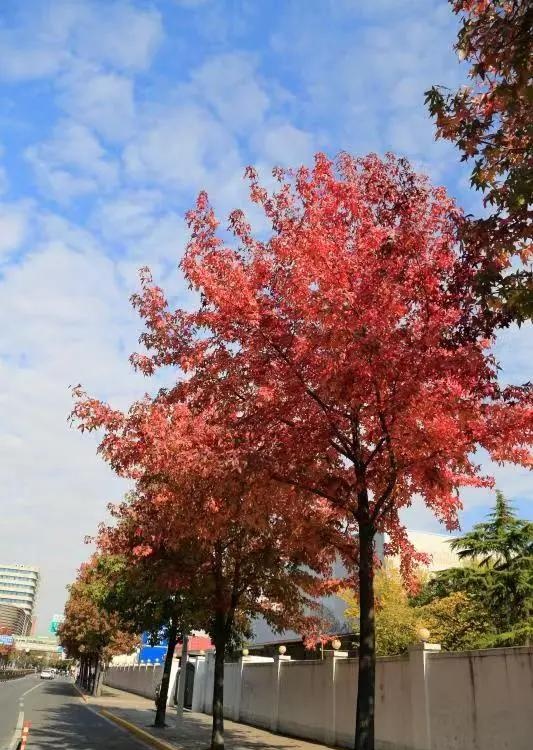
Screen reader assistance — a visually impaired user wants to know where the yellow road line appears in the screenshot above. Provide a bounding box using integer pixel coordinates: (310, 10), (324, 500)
(98, 708), (178, 750)
(72, 683), (88, 702)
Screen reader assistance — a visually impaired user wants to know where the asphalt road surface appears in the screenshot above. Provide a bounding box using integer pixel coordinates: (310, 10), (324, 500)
(0, 675), (147, 750)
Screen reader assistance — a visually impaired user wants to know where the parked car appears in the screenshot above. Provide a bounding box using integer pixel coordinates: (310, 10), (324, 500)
(40, 669), (54, 680)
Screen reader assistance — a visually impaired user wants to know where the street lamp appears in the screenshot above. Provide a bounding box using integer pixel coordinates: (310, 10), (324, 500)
(418, 627), (430, 643)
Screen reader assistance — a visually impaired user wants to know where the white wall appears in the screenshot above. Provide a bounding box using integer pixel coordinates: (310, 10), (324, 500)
(334, 658), (358, 746)
(278, 660), (329, 741)
(221, 662), (241, 719)
(104, 664), (162, 700)
(195, 645), (532, 750)
(240, 662), (275, 729)
(106, 646), (533, 750)
(375, 657), (413, 749)
(427, 647), (533, 750)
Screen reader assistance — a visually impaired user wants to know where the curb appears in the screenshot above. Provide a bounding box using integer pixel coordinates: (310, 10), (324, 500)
(72, 683), (89, 703)
(98, 708), (177, 750)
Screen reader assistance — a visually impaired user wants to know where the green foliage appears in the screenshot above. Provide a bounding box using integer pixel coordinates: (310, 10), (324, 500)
(416, 492), (533, 646)
(343, 493), (532, 654)
(58, 560), (139, 662)
(342, 568), (420, 656)
(418, 591), (493, 651)
(451, 491), (532, 567)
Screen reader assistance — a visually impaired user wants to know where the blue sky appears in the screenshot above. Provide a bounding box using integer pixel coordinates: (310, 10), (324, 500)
(0, 0), (531, 631)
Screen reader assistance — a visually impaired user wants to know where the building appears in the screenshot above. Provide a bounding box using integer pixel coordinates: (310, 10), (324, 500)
(385, 530), (460, 573)
(251, 529), (461, 646)
(0, 603), (32, 635)
(0, 564), (40, 625)
(13, 634), (63, 664)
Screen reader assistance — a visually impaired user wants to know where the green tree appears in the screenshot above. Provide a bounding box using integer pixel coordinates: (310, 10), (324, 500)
(343, 568), (420, 656)
(418, 591), (492, 651)
(92, 542), (208, 728)
(426, 1), (533, 324)
(417, 492), (533, 645)
(58, 560), (138, 696)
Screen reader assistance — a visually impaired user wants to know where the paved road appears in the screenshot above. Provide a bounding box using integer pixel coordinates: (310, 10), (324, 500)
(0, 675), (34, 748)
(1, 675), (148, 749)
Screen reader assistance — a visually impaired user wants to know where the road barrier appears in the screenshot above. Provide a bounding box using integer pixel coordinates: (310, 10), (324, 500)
(0, 669), (34, 681)
(19, 722), (31, 750)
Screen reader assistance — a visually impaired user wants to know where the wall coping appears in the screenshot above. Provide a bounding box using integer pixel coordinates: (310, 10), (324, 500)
(427, 645), (533, 660)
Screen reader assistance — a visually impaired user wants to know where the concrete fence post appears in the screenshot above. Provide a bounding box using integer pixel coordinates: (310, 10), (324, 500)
(323, 650), (348, 746)
(203, 651), (216, 713)
(176, 635), (189, 722)
(167, 657), (181, 706)
(270, 655), (291, 732)
(409, 642), (441, 750)
(233, 656), (247, 721)
(191, 655), (206, 712)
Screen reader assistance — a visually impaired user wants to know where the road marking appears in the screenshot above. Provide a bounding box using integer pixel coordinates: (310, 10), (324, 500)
(98, 708), (176, 750)
(20, 682), (43, 699)
(6, 678), (41, 749)
(8, 710), (24, 750)
(72, 682), (88, 702)
(77, 701), (158, 750)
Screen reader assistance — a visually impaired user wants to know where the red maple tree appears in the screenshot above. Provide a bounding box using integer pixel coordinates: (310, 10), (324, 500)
(73, 397), (339, 749)
(426, 0), (532, 322)
(116, 152), (531, 749)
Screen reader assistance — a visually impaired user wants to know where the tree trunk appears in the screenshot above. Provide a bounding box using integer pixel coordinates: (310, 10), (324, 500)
(154, 619), (179, 727)
(94, 657), (104, 697)
(355, 520), (376, 750)
(89, 655), (96, 695)
(211, 612), (227, 750)
(79, 656), (87, 689)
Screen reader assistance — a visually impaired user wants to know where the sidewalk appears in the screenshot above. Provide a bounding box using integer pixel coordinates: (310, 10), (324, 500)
(83, 685), (332, 750)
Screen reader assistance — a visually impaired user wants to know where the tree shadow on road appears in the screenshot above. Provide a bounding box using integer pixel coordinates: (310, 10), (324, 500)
(22, 700), (147, 749)
(26, 682), (325, 750)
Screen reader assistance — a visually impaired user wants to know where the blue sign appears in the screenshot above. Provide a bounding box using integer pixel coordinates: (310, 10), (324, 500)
(139, 644), (167, 663)
(0, 635), (14, 646)
(139, 632), (169, 663)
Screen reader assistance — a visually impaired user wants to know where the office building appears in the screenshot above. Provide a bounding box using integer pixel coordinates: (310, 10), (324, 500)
(0, 564), (40, 627)
(0, 602), (32, 635)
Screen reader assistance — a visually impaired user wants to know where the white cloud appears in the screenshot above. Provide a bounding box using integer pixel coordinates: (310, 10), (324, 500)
(123, 104), (240, 193)
(57, 62), (136, 142)
(494, 323), (533, 386)
(91, 189), (189, 272)
(71, 2), (162, 71)
(190, 53), (270, 134)
(26, 120), (118, 202)
(0, 216), (150, 628)
(269, 0), (464, 177)
(0, 203), (27, 257)
(253, 123), (317, 166)
(0, 0), (162, 81)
